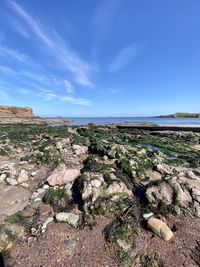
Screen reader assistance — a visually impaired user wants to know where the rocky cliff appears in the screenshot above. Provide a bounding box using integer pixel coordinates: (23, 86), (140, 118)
(0, 106), (33, 117)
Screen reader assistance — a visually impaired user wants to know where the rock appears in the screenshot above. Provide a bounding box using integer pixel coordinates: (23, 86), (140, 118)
(73, 144), (88, 156)
(6, 178), (18, 186)
(146, 173), (200, 217)
(36, 188), (46, 194)
(143, 212), (154, 220)
(64, 239), (76, 248)
(147, 217), (174, 241)
(55, 212), (79, 228)
(18, 169), (29, 183)
(0, 173), (7, 182)
(106, 181), (132, 196)
(47, 164), (80, 186)
(0, 222), (26, 252)
(31, 171), (37, 177)
(0, 186), (30, 216)
(41, 217), (54, 234)
(156, 164), (176, 175)
(146, 182), (174, 207)
(43, 184), (49, 189)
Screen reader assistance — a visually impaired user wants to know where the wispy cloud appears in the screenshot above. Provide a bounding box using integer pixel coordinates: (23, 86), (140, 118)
(0, 44), (28, 63)
(108, 43), (140, 73)
(44, 92), (91, 106)
(6, 0), (94, 87)
(64, 80), (75, 94)
(92, 0), (121, 53)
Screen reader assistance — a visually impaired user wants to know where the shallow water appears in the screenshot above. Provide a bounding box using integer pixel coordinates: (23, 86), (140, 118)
(58, 117), (200, 126)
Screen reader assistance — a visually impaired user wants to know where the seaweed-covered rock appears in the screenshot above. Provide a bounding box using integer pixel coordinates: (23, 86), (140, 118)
(0, 222), (26, 252)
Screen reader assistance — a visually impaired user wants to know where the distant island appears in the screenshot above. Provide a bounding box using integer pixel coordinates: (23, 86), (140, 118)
(156, 112), (200, 118)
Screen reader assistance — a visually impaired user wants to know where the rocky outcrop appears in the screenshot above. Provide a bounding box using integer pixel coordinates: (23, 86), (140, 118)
(0, 186), (31, 217)
(0, 106), (33, 117)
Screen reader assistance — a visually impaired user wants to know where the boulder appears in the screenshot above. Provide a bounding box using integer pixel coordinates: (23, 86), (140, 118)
(47, 163), (80, 186)
(147, 217), (174, 241)
(0, 186), (30, 216)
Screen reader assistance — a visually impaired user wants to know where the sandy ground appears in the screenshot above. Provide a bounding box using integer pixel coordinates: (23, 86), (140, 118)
(6, 214), (200, 267)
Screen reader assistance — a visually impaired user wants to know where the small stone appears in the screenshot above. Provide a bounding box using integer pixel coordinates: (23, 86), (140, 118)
(0, 173), (7, 182)
(6, 178), (18, 186)
(143, 212), (154, 220)
(31, 171), (37, 177)
(147, 217), (174, 241)
(18, 169), (29, 183)
(43, 184), (49, 189)
(55, 212), (80, 228)
(36, 188), (46, 194)
(64, 239), (76, 248)
(41, 217), (54, 233)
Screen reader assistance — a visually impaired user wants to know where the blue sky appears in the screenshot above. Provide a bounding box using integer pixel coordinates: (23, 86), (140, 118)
(0, 0), (200, 116)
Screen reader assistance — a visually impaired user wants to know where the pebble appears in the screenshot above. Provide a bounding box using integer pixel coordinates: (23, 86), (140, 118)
(41, 217), (54, 234)
(0, 173), (7, 182)
(6, 178), (18, 186)
(36, 188), (46, 194)
(64, 239), (76, 248)
(143, 212), (154, 220)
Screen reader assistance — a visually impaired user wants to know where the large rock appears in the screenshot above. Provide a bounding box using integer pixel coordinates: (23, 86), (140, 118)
(146, 171), (200, 217)
(147, 217), (174, 241)
(47, 163), (80, 186)
(55, 212), (79, 228)
(0, 186), (31, 216)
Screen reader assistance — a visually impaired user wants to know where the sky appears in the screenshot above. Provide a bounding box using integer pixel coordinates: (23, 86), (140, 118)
(0, 0), (200, 117)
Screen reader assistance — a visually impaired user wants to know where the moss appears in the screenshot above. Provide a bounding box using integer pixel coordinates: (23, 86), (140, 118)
(43, 188), (73, 212)
(5, 213), (22, 224)
(140, 254), (156, 267)
(117, 250), (133, 267)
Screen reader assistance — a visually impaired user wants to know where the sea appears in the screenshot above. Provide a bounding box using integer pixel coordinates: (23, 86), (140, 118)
(59, 117), (200, 126)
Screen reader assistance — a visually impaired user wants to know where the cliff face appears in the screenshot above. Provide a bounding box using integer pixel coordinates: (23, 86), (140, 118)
(0, 106), (33, 117)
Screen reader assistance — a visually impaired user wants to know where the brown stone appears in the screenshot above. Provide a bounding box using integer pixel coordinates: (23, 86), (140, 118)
(147, 217), (174, 241)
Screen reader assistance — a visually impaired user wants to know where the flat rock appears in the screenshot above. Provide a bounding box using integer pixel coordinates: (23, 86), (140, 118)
(55, 212), (80, 228)
(47, 164), (80, 186)
(0, 186), (31, 216)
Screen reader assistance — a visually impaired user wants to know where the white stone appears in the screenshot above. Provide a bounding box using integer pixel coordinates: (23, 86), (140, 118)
(6, 178), (18, 186)
(18, 169), (29, 183)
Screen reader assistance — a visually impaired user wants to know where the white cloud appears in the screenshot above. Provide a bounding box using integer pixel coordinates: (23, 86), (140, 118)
(44, 92), (91, 106)
(64, 80), (75, 94)
(0, 44), (28, 63)
(6, 0), (94, 87)
(108, 43), (139, 73)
